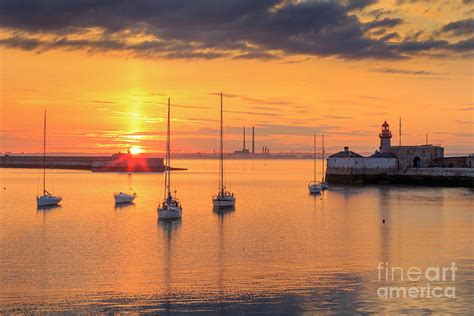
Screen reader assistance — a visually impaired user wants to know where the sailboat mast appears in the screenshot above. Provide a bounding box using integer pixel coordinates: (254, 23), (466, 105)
(43, 109), (46, 195)
(322, 134), (325, 182)
(220, 93), (224, 194)
(166, 97), (171, 198)
(313, 131), (316, 183)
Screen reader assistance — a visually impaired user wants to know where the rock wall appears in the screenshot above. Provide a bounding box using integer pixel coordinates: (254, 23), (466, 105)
(326, 167), (474, 187)
(327, 157), (397, 169)
(389, 146), (444, 170)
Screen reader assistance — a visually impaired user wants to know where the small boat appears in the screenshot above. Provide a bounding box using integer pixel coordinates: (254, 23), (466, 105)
(37, 110), (62, 207)
(37, 192), (62, 207)
(114, 192), (137, 204)
(213, 93), (236, 209)
(320, 134), (329, 190)
(308, 131), (322, 194)
(158, 97), (183, 219)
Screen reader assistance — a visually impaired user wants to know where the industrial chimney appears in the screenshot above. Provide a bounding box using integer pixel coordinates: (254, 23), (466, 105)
(252, 126), (255, 155)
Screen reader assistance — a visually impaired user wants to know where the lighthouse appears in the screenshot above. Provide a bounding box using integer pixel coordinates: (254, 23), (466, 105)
(379, 121), (392, 153)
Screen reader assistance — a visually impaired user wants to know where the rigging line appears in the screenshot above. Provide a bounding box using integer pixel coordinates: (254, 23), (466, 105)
(313, 131), (316, 183)
(43, 109), (46, 195)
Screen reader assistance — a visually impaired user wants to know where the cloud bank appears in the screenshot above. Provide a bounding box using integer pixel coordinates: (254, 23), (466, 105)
(0, 0), (472, 60)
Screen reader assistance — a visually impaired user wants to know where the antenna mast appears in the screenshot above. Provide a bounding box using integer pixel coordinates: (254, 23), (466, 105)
(164, 97), (171, 200)
(399, 116), (402, 146)
(322, 134), (325, 182)
(220, 93), (224, 194)
(313, 131), (316, 183)
(43, 109), (46, 195)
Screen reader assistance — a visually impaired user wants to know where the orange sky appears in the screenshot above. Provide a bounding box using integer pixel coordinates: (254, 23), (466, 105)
(0, 0), (472, 155)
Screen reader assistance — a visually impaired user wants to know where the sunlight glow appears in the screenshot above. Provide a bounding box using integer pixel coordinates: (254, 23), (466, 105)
(129, 146), (143, 155)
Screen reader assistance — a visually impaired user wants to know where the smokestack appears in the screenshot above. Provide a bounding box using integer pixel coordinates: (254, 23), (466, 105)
(243, 127), (246, 150)
(399, 116), (402, 146)
(252, 126), (255, 154)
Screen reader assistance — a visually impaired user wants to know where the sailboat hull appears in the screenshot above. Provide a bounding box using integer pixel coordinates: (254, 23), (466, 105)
(114, 193), (136, 204)
(212, 197), (236, 208)
(308, 184), (321, 194)
(158, 206), (182, 219)
(37, 195), (62, 207)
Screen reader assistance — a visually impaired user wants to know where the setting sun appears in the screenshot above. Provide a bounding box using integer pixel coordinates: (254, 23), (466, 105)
(0, 1), (473, 314)
(129, 146), (143, 155)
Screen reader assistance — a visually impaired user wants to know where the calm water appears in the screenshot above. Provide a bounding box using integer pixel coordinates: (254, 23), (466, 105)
(1, 159), (473, 313)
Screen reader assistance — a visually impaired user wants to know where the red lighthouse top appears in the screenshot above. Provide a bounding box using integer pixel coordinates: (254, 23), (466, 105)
(380, 121), (392, 138)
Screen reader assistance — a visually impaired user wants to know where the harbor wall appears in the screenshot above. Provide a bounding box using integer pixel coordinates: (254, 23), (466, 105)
(389, 146), (444, 169)
(0, 155), (102, 170)
(327, 157), (397, 169)
(0, 155), (166, 172)
(435, 156), (474, 168)
(326, 167), (474, 187)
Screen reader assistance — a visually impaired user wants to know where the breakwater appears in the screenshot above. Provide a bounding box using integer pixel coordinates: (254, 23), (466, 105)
(0, 155), (175, 172)
(326, 167), (474, 187)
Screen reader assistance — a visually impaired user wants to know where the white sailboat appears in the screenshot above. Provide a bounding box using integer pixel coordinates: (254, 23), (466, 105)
(114, 191), (137, 204)
(158, 97), (183, 219)
(320, 134), (329, 190)
(114, 163), (137, 204)
(308, 131), (322, 194)
(36, 110), (62, 207)
(212, 93), (236, 209)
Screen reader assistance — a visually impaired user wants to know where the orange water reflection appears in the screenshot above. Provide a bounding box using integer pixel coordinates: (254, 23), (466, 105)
(0, 160), (472, 313)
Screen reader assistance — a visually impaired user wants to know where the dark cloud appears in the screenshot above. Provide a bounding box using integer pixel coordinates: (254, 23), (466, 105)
(372, 68), (442, 75)
(342, 0), (378, 10)
(380, 32), (401, 41)
(233, 51), (278, 60)
(440, 18), (474, 37)
(395, 0), (438, 3)
(0, 36), (42, 50)
(364, 18), (404, 30)
(0, 0), (471, 60)
(447, 37), (474, 51)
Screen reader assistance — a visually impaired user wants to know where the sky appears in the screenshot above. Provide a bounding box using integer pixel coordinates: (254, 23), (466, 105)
(0, 0), (473, 155)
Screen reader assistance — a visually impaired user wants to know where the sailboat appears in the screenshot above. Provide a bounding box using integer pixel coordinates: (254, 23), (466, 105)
(114, 158), (137, 204)
(212, 93), (236, 208)
(158, 97), (183, 219)
(114, 191), (137, 204)
(308, 131), (322, 194)
(36, 110), (62, 207)
(320, 134), (329, 190)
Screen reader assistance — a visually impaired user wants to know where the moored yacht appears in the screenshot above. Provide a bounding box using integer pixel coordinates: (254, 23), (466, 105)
(212, 93), (236, 209)
(320, 134), (329, 190)
(36, 110), (62, 207)
(308, 131), (322, 194)
(114, 192), (137, 204)
(158, 97), (183, 219)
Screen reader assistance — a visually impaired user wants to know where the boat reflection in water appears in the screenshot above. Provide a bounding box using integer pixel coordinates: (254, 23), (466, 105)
(158, 218), (182, 313)
(36, 204), (62, 212)
(1, 160), (472, 314)
(114, 202), (136, 211)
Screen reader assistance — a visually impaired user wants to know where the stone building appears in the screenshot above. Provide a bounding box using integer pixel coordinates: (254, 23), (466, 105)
(326, 121), (473, 186)
(328, 121), (444, 171)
